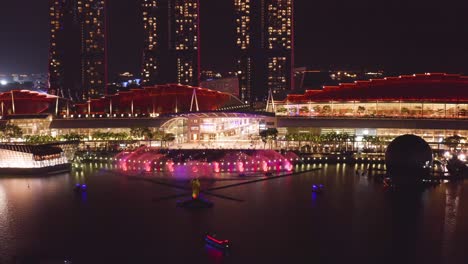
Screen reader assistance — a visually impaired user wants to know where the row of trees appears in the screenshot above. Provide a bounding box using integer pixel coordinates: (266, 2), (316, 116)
(280, 132), (395, 152)
(0, 124), (176, 147)
(282, 132), (359, 152)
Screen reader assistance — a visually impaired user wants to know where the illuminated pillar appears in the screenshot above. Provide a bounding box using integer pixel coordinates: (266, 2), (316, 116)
(66, 101), (70, 117)
(87, 98), (91, 115)
(399, 100), (402, 116)
(109, 98), (113, 116)
(55, 97), (59, 116)
(265, 89), (276, 112)
(11, 91), (15, 114)
(131, 99), (134, 115)
(190, 88), (199, 112)
(1, 101), (3, 116)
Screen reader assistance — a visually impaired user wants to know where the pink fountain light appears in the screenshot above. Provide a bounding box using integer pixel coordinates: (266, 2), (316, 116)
(113, 148), (300, 179)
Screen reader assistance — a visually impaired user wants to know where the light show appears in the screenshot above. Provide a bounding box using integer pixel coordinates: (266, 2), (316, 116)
(113, 147), (298, 179)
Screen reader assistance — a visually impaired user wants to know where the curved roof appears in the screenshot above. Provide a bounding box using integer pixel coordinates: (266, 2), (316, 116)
(0, 90), (58, 115)
(75, 84), (234, 114)
(284, 73), (468, 103)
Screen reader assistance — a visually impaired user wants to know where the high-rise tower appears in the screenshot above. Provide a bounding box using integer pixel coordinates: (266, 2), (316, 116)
(49, 0), (107, 101)
(234, 0), (294, 103)
(142, 0), (200, 86)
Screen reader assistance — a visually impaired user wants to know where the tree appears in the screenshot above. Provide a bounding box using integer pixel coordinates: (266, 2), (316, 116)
(277, 107), (287, 114)
(322, 105), (332, 115)
(401, 107), (410, 116)
(312, 106), (321, 115)
(259, 128), (278, 149)
(299, 106), (310, 115)
(60, 133), (84, 141)
(24, 135), (56, 144)
(443, 135), (466, 153)
(357, 106), (366, 115)
(130, 127), (152, 140)
(0, 124), (23, 141)
(162, 133), (176, 148)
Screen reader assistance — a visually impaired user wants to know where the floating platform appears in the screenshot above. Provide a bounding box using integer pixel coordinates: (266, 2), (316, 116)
(176, 197), (214, 208)
(0, 163), (72, 176)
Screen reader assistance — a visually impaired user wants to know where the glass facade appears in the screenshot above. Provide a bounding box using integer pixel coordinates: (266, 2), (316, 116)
(276, 101), (468, 119)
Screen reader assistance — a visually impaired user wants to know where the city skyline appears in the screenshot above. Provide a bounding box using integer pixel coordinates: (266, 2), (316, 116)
(1, 1), (468, 77)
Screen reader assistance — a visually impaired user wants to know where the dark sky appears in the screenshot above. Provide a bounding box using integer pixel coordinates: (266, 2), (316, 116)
(1, 1), (468, 77)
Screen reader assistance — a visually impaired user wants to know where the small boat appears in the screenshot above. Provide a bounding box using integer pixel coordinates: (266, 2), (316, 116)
(238, 173), (247, 177)
(265, 172), (273, 176)
(383, 177), (392, 188)
(312, 184), (324, 193)
(205, 234), (230, 250)
(74, 184), (87, 192)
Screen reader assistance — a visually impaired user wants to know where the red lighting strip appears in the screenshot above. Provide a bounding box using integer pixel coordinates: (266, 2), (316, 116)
(206, 235), (227, 244)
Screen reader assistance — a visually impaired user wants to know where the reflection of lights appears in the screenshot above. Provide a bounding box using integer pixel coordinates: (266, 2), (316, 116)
(458, 154), (466, 161)
(0, 185), (6, 219)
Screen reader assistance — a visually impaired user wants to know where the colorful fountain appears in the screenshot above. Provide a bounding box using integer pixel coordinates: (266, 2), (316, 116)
(113, 147), (300, 178)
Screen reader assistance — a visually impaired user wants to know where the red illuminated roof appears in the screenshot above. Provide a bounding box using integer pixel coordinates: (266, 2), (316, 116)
(0, 90), (58, 115)
(75, 84), (233, 115)
(284, 73), (468, 103)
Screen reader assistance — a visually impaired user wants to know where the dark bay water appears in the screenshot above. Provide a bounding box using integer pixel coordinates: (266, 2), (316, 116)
(0, 163), (467, 263)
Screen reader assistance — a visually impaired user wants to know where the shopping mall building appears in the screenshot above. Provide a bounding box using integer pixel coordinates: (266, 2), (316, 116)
(0, 74), (467, 148)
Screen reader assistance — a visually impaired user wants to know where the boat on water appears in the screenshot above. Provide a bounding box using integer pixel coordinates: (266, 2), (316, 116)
(205, 234), (230, 251)
(312, 184), (324, 193)
(74, 184), (87, 192)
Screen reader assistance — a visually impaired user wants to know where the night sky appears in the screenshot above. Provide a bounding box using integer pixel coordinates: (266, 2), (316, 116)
(1, 1), (468, 78)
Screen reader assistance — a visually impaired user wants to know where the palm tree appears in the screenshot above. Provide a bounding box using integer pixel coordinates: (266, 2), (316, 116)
(443, 135), (466, 154)
(259, 128), (278, 149)
(162, 133), (176, 148)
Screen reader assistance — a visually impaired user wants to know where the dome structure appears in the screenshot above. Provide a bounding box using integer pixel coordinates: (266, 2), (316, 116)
(385, 134), (433, 185)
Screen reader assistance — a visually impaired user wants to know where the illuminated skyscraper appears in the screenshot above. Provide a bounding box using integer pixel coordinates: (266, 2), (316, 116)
(49, 0), (107, 101)
(142, 0), (160, 85)
(235, 0), (294, 103)
(142, 0), (200, 86)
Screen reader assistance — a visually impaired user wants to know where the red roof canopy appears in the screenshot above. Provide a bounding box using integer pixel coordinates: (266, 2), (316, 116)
(75, 84), (232, 114)
(284, 73), (468, 103)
